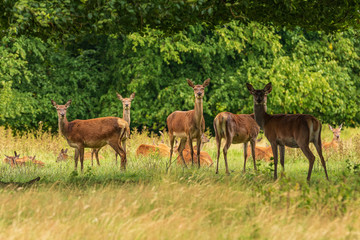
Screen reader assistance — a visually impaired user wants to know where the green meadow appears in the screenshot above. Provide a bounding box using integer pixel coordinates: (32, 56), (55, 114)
(1, 126), (360, 239)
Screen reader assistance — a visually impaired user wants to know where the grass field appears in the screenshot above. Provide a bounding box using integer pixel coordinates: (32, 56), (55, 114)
(1, 126), (360, 240)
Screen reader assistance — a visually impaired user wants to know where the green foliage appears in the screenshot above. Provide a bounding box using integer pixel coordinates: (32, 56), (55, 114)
(0, 20), (359, 132)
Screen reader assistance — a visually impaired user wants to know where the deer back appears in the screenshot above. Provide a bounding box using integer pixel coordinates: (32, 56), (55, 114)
(65, 117), (129, 147)
(167, 110), (205, 136)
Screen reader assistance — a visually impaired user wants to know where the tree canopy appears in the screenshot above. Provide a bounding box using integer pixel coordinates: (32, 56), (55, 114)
(1, 0), (359, 43)
(0, 0), (359, 133)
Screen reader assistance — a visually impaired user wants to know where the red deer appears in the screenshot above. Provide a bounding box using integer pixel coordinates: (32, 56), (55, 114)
(56, 148), (69, 162)
(246, 83), (328, 181)
(4, 151), (20, 167)
(136, 143), (171, 158)
(91, 92), (135, 166)
(213, 112), (260, 174)
(323, 124), (343, 151)
(246, 145), (273, 162)
(4, 152), (44, 167)
(51, 99), (129, 171)
(176, 150), (213, 166)
(167, 78), (210, 170)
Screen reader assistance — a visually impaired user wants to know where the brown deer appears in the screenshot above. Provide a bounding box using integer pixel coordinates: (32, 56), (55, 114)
(51, 99), (129, 171)
(4, 151), (20, 167)
(246, 145), (273, 162)
(213, 112), (260, 174)
(167, 78), (210, 170)
(56, 148), (69, 162)
(176, 149), (213, 166)
(91, 92), (135, 166)
(4, 152), (44, 167)
(323, 124), (343, 151)
(246, 83), (328, 181)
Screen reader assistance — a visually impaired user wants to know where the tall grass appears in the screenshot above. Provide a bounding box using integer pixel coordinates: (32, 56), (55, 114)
(0, 126), (360, 239)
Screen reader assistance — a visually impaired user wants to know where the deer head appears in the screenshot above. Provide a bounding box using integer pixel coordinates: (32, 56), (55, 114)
(56, 148), (69, 162)
(187, 78), (210, 99)
(328, 123), (343, 140)
(116, 92), (135, 110)
(51, 100), (72, 118)
(246, 82), (272, 105)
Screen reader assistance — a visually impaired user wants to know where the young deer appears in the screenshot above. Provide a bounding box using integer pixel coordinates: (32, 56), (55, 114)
(51, 99), (129, 171)
(4, 151), (20, 167)
(167, 78), (210, 170)
(91, 92), (135, 166)
(213, 112), (260, 174)
(56, 148), (69, 162)
(323, 124), (343, 151)
(246, 83), (328, 181)
(4, 152), (44, 167)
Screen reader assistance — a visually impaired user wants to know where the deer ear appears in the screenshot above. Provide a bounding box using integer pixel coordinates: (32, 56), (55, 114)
(339, 123), (343, 130)
(51, 100), (57, 107)
(328, 124), (333, 131)
(65, 100), (72, 108)
(202, 78), (210, 87)
(187, 79), (195, 88)
(130, 92), (135, 100)
(264, 82), (272, 94)
(116, 92), (123, 101)
(246, 83), (255, 94)
(64, 149), (68, 153)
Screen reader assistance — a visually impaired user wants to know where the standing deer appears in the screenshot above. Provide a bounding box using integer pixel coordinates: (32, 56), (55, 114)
(51, 99), (129, 171)
(246, 83), (328, 181)
(167, 78), (210, 170)
(91, 92), (135, 166)
(213, 112), (260, 174)
(323, 124), (343, 151)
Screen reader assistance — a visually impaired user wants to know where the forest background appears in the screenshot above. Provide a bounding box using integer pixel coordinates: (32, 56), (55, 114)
(0, 0), (359, 133)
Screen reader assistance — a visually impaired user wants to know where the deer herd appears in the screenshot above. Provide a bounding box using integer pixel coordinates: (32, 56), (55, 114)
(4, 80), (344, 181)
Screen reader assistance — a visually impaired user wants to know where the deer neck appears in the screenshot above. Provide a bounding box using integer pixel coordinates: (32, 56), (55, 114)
(194, 97), (204, 127)
(58, 116), (69, 138)
(253, 101), (270, 131)
(123, 108), (131, 125)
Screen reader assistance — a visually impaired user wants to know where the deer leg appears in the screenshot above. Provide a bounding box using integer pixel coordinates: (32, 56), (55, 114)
(109, 141), (126, 170)
(95, 149), (100, 166)
(91, 149), (95, 166)
(243, 142), (248, 173)
(188, 136), (194, 166)
(215, 134), (222, 174)
(299, 145), (316, 182)
(279, 145), (285, 170)
(167, 134), (175, 171)
(313, 141), (329, 180)
(79, 147), (85, 172)
(223, 137), (232, 175)
(122, 140), (127, 165)
(250, 140), (257, 171)
(196, 136), (201, 168)
(271, 143), (279, 180)
(178, 138), (188, 168)
(74, 148), (79, 170)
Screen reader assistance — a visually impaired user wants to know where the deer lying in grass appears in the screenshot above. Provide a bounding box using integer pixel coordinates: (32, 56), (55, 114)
(247, 82), (328, 181)
(56, 149), (69, 162)
(57, 149), (104, 163)
(91, 92), (135, 166)
(213, 112), (260, 174)
(51, 99), (129, 171)
(4, 152), (45, 167)
(136, 131), (178, 158)
(323, 124), (343, 151)
(167, 78), (210, 170)
(246, 144), (273, 162)
(175, 134), (212, 166)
